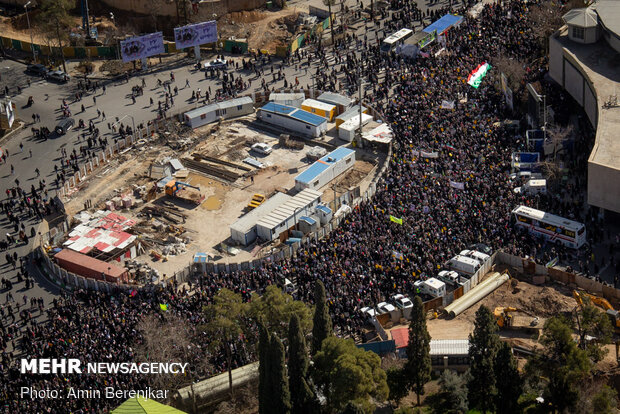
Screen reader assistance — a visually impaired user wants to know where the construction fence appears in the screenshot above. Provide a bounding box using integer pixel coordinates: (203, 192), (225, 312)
(0, 36), (181, 59)
(276, 15), (332, 57)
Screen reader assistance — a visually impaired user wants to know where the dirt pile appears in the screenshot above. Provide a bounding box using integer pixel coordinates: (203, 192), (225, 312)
(217, 9), (301, 52)
(516, 286), (576, 317)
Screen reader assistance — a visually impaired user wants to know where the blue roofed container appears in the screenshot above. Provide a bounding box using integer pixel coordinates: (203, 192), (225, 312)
(295, 147), (356, 191)
(257, 102), (328, 137)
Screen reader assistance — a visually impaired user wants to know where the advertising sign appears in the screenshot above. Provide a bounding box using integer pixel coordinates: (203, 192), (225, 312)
(174, 21), (217, 49)
(120, 32), (165, 62)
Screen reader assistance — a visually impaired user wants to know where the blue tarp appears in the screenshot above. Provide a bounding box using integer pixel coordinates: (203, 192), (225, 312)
(357, 340), (396, 355)
(423, 14), (463, 35)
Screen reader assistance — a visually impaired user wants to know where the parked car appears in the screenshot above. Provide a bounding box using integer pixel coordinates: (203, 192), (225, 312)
(55, 118), (75, 135)
(251, 142), (273, 155)
(391, 294), (413, 310)
(46, 70), (70, 83)
(25, 64), (49, 77)
(359, 306), (377, 322)
(437, 270), (462, 286)
(203, 58), (228, 70)
(377, 302), (397, 315)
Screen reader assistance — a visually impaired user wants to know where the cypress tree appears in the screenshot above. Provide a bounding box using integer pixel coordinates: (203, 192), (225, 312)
(267, 334), (291, 414)
(312, 280), (333, 355)
(494, 342), (523, 414)
(404, 296), (432, 406)
(467, 305), (500, 413)
(288, 314), (316, 413)
(258, 321), (270, 414)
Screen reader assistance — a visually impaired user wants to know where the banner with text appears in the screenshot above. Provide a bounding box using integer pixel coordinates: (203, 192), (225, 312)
(120, 32), (165, 62)
(174, 21), (217, 49)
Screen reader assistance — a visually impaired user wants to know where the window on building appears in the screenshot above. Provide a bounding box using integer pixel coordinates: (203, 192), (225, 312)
(237, 105), (243, 110)
(313, 180), (319, 187)
(572, 26), (585, 40)
(267, 113), (272, 118)
(200, 114), (206, 119)
(346, 158), (352, 163)
(306, 125), (311, 129)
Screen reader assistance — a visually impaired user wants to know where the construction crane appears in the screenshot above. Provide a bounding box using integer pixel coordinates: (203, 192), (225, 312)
(573, 290), (620, 331)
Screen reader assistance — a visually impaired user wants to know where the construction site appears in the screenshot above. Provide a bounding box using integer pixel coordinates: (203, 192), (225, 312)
(351, 251), (620, 379)
(46, 92), (385, 285)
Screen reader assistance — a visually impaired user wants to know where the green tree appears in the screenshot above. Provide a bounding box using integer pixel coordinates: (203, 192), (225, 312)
(258, 320), (270, 414)
(287, 314), (316, 413)
(339, 401), (365, 414)
(202, 288), (248, 398)
(249, 285), (312, 338)
(467, 305), (500, 413)
(37, 0), (73, 73)
(525, 316), (592, 413)
(386, 368), (409, 407)
(592, 385), (618, 414)
(312, 280), (333, 355)
(313, 337), (388, 413)
(574, 300), (613, 362)
(426, 370), (469, 414)
(493, 342), (522, 414)
(265, 334), (291, 414)
(404, 296), (431, 406)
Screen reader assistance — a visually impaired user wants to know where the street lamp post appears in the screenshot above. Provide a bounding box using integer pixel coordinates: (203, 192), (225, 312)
(24, 1), (36, 63)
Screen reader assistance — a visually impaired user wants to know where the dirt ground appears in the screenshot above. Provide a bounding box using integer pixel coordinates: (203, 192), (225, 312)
(217, 9), (301, 52)
(425, 272), (577, 341)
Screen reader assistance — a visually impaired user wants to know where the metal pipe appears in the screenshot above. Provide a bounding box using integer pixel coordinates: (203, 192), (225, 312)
(444, 272), (509, 318)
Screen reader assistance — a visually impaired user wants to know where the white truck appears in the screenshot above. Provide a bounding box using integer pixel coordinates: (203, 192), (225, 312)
(514, 179), (547, 195)
(447, 255), (482, 276)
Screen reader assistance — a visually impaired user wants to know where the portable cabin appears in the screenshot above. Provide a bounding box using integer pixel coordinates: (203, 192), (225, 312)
(338, 113), (373, 142)
(258, 102), (328, 138)
(335, 105), (369, 127)
(269, 92), (306, 108)
(230, 192), (291, 246)
(301, 98), (336, 121)
(295, 147), (356, 191)
(255, 189), (322, 242)
(184, 96), (254, 128)
(317, 92), (353, 115)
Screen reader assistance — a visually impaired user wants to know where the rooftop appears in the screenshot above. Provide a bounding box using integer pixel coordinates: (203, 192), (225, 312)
(562, 7), (598, 28)
(295, 147), (355, 184)
(230, 192), (291, 233)
(423, 14), (464, 35)
(54, 249), (127, 279)
(184, 96), (253, 118)
(260, 102), (327, 126)
(317, 92), (353, 107)
(595, 0), (620, 39)
(256, 189), (322, 230)
(302, 98), (336, 112)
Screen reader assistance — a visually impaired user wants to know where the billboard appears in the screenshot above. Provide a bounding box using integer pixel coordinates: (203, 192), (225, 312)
(120, 32), (165, 62)
(174, 21), (217, 49)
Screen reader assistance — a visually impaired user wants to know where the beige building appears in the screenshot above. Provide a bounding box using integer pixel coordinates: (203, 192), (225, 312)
(549, 0), (620, 215)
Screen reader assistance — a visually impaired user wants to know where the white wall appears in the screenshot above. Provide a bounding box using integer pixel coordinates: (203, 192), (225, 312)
(186, 110), (217, 128)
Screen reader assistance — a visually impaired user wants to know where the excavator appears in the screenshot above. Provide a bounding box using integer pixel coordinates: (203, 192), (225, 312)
(573, 290), (620, 332)
(494, 307), (541, 335)
(164, 180), (205, 205)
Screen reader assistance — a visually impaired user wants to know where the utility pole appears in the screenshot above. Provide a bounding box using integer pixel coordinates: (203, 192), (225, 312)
(357, 65), (363, 147)
(24, 1), (36, 63)
(82, 0), (91, 39)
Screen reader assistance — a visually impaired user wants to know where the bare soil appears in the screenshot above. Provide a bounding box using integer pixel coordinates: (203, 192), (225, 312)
(217, 9), (301, 52)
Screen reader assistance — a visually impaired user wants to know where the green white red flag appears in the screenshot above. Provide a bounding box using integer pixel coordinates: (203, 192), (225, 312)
(467, 62), (491, 89)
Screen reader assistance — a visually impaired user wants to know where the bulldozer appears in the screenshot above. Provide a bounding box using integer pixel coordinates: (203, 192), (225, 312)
(573, 290), (620, 332)
(495, 307), (518, 328)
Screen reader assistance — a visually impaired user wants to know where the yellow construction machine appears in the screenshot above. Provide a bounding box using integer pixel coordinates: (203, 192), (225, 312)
(573, 290), (620, 332)
(494, 307), (541, 337)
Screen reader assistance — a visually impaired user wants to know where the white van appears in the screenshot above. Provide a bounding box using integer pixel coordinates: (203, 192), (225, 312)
(437, 270), (462, 286)
(284, 278), (295, 293)
(448, 255), (482, 276)
(459, 250), (491, 265)
(514, 179), (547, 195)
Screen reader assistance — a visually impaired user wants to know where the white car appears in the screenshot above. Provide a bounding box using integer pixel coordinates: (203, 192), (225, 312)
(251, 143), (273, 155)
(391, 294), (413, 309)
(459, 249), (491, 265)
(360, 306), (377, 321)
(437, 270), (462, 286)
(203, 58), (228, 70)
(377, 302), (397, 314)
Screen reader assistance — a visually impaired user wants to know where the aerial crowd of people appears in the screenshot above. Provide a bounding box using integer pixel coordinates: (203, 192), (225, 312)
(2, 0), (620, 412)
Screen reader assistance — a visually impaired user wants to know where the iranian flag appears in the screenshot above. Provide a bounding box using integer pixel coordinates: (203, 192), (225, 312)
(467, 62), (491, 89)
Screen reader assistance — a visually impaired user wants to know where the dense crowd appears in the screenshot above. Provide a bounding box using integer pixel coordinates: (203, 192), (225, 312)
(2, 0), (619, 412)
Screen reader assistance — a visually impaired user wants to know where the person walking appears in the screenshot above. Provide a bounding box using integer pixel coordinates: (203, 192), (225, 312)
(93, 96), (97, 106)
(185, 79), (190, 88)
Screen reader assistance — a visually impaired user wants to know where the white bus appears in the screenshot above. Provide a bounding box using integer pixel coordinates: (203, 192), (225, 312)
(511, 205), (586, 248)
(380, 28), (414, 53)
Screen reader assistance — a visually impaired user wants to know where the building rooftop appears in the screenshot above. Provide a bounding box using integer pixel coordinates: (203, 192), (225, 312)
(295, 147), (355, 184)
(259, 102), (297, 115)
(256, 189), (322, 230)
(562, 7), (598, 28)
(423, 14), (463, 35)
(54, 249), (127, 280)
(302, 98), (336, 112)
(317, 92), (353, 107)
(289, 108), (328, 126)
(430, 339), (470, 356)
(184, 96), (253, 118)
(595, 0), (620, 39)
(230, 192), (291, 233)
